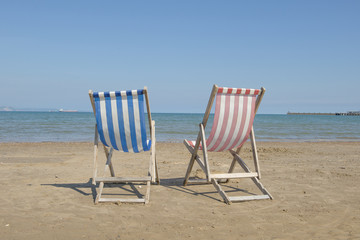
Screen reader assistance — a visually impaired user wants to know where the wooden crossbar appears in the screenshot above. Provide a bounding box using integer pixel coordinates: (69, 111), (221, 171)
(98, 198), (146, 203)
(228, 195), (270, 202)
(211, 172), (258, 179)
(187, 179), (210, 184)
(95, 177), (151, 183)
(96, 179), (151, 204)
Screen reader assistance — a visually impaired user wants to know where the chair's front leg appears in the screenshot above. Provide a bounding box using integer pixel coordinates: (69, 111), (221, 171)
(150, 120), (159, 184)
(92, 124), (99, 185)
(200, 123), (211, 182)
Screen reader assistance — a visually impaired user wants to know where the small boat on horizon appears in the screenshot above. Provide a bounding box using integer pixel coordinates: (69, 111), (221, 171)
(59, 109), (78, 112)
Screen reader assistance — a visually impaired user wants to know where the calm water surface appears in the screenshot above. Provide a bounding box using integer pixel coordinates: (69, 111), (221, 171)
(0, 112), (359, 142)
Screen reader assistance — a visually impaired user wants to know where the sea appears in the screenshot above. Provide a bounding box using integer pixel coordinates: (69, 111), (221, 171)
(0, 112), (359, 143)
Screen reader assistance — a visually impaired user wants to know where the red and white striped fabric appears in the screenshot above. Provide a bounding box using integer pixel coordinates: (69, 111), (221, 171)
(186, 87), (260, 152)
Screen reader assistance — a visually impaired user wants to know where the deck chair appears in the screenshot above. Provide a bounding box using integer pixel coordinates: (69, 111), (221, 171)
(89, 87), (159, 204)
(183, 84), (273, 204)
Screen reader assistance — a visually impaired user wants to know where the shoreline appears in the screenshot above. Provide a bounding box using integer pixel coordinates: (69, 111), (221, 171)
(1, 141), (359, 239)
(2, 138), (360, 144)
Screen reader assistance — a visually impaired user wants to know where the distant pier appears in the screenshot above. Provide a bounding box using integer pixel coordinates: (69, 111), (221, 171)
(287, 111), (360, 116)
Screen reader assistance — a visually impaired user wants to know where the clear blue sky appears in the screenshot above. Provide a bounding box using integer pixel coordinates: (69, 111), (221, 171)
(1, 0), (359, 113)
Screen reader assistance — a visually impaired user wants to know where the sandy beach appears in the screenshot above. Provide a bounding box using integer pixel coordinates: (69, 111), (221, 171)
(0, 141), (359, 239)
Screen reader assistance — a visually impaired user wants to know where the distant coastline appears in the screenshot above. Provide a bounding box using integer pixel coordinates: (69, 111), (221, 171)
(287, 111), (360, 116)
(0, 106), (78, 112)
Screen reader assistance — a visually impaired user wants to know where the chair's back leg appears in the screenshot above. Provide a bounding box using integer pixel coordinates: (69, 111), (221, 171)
(103, 145), (115, 177)
(221, 145), (244, 183)
(249, 127), (261, 179)
(184, 154), (196, 185)
(211, 179), (231, 204)
(229, 145), (243, 173)
(184, 133), (202, 185)
(102, 147), (114, 176)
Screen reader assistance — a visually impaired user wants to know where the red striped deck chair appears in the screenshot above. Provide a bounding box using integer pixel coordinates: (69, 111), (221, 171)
(89, 87), (159, 204)
(183, 84), (273, 204)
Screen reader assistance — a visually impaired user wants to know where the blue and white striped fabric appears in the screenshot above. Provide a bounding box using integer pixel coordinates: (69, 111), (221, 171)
(92, 90), (151, 153)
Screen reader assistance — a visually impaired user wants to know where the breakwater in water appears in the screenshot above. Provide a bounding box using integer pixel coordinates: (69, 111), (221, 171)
(287, 111), (360, 116)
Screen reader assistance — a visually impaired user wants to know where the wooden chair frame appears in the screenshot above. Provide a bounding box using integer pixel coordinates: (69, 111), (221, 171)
(183, 84), (273, 204)
(89, 87), (159, 204)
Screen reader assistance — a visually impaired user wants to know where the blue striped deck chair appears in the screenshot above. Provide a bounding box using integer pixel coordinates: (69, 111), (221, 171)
(89, 87), (159, 204)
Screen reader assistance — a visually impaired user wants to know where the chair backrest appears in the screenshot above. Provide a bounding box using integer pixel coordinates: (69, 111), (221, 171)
(90, 89), (151, 153)
(205, 86), (263, 152)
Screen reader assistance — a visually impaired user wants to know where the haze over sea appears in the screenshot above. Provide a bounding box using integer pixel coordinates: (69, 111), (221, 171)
(0, 112), (359, 143)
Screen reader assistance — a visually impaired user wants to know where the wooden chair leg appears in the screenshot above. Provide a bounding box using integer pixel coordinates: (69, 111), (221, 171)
(94, 147), (114, 204)
(229, 149), (273, 201)
(103, 146), (115, 177)
(184, 154), (196, 186)
(145, 180), (151, 204)
(95, 181), (104, 204)
(250, 128), (261, 179)
(149, 152), (159, 184)
(211, 179), (231, 204)
(150, 120), (158, 183)
(92, 125), (99, 185)
(200, 124), (211, 182)
(221, 146), (243, 184)
(154, 156), (160, 184)
(216, 158), (237, 184)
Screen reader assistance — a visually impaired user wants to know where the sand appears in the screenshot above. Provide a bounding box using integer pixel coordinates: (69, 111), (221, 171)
(0, 141), (359, 239)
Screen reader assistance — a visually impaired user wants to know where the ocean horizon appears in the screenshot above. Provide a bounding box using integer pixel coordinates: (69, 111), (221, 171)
(0, 111), (359, 143)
